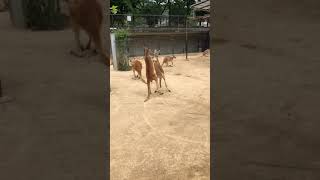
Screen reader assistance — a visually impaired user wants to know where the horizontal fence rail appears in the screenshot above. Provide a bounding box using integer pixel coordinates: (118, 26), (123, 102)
(110, 14), (210, 31)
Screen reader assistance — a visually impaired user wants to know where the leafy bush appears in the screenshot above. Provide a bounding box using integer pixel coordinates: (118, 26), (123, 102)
(115, 29), (131, 71)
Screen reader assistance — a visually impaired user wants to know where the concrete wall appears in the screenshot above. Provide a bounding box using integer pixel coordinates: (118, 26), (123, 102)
(125, 32), (209, 57)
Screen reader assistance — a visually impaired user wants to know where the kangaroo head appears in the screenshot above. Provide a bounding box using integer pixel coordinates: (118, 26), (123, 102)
(129, 59), (133, 66)
(144, 47), (149, 57)
(154, 49), (160, 56)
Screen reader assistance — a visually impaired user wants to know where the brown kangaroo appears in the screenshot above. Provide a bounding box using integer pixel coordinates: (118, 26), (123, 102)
(65, 0), (110, 65)
(162, 55), (176, 67)
(153, 52), (171, 92)
(129, 58), (147, 84)
(144, 48), (162, 102)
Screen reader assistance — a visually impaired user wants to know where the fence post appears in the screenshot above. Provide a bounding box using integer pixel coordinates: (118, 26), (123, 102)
(110, 33), (118, 70)
(178, 16), (179, 31)
(185, 16), (188, 60)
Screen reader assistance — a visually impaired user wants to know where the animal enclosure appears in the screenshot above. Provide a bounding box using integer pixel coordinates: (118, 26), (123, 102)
(110, 5), (211, 179)
(110, 51), (210, 179)
(110, 14), (209, 70)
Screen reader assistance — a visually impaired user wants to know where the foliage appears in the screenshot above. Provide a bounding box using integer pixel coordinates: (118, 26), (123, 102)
(169, 0), (195, 15)
(115, 29), (131, 71)
(23, 0), (66, 30)
(111, 0), (196, 26)
(111, 5), (118, 14)
(111, 0), (195, 15)
(168, 0), (195, 25)
(139, 1), (164, 27)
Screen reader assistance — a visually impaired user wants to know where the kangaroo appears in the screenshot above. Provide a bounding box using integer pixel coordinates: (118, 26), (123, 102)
(153, 50), (171, 92)
(203, 49), (210, 57)
(64, 0), (110, 65)
(144, 48), (162, 102)
(162, 55), (176, 67)
(129, 58), (147, 84)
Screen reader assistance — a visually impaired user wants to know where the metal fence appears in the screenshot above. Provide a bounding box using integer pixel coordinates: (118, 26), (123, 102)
(110, 14), (210, 30)
(110, 14), (210, 70)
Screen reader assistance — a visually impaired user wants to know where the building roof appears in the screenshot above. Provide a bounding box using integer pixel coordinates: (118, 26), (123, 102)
(191, 0), (210, 12)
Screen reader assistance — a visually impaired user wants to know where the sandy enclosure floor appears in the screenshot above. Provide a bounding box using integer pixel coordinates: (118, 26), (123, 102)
(110, 54), (210, 179)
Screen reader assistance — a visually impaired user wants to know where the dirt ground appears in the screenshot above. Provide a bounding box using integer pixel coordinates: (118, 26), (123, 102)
(110, 54), (210, 179)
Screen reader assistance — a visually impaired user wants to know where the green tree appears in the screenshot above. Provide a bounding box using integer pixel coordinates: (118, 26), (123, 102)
(111, 0), (195, 16)
(168, 0), (195, 26)
(110, 0), (196, 27)
(139, 0), (166, 27)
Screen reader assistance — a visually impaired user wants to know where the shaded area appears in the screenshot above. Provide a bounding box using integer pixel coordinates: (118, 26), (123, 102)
(213, 0), (320, 179)
(0, 12), (105, 180)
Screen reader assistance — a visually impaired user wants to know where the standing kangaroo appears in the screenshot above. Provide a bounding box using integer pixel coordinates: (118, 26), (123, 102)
(129, 58), (147, 84)
(65, 0), (110, 65)
(144, 48), (162, 102)
(162, 55), (176, 67)
(153, 50), (171, 92)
